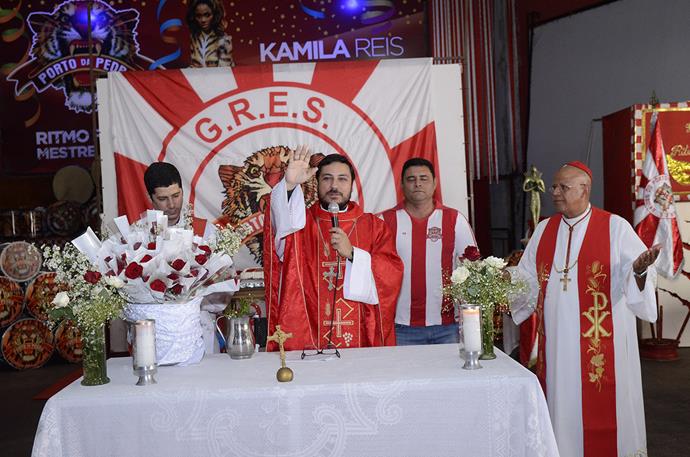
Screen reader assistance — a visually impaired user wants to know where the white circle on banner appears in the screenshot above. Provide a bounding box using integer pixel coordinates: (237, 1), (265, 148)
(162, 85), (396, 219)
(643, 174), (676, 219)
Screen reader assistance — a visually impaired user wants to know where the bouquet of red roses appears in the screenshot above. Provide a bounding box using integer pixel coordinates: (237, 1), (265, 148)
(72, 211), (240, 304)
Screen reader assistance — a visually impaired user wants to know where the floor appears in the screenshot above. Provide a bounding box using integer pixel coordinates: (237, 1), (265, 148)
(1, 348), (689, 456)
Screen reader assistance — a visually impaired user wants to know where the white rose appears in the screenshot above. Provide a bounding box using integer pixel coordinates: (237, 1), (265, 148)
(451, 266), (470, 285)
(104, 275), (125, 289)
(52, 291), (70, 308)
(485, 256), (507, 270)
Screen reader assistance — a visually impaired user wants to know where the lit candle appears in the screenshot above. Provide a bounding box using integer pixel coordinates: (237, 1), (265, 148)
(462, 307), (482, 353)
(134, 320), (156, 367)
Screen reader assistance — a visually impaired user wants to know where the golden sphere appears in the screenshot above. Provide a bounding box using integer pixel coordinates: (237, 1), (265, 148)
(276, 367), (294, 382)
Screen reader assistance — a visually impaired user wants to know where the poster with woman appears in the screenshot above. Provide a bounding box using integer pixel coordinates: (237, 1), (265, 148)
(186, 0), (235, 68)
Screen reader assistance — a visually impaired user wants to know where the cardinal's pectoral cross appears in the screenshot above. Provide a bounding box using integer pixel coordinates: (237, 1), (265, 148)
(560, 268), (571, 291)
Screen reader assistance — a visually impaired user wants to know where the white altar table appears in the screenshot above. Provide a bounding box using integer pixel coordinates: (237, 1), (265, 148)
(32, 344), (559, 457)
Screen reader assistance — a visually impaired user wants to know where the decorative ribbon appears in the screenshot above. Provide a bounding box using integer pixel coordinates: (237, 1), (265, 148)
(1, 1), (41, 127)
(299, 1), (326, 19)
(149, 0), (181, 70)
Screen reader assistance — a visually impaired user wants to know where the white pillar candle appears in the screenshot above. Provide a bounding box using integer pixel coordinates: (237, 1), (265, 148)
(462, 308), (482, 353)
(134, 321), (156, 367)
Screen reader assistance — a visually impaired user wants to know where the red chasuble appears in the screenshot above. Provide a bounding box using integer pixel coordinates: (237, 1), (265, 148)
(265, 200), (403, 351)
(535, 207), (618, 457)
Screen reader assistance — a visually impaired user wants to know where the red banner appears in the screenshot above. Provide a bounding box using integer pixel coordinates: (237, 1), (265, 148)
(0, 0), (428, 175)
(643, 109), (690, 196)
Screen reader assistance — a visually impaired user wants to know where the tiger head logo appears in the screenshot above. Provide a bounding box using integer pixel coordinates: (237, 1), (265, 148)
(8, 1), (153, 113)
(217, 146), (322, 265)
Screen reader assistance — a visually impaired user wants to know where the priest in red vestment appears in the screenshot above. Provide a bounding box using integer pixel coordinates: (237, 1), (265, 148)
(265, 146), (403, 351)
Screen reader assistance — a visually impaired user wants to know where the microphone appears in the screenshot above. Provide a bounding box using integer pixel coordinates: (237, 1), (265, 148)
(328, 201), (340, 228)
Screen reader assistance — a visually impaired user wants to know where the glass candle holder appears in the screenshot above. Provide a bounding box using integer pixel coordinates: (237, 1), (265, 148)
(132, 319), (158, 385)
(460, 304), (483, 370)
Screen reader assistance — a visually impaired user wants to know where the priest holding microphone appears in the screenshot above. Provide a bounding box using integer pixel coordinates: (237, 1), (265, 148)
(265, 146), (403, 352)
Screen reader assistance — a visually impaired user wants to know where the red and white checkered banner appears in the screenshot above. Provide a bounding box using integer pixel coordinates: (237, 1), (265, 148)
(100, 58), (463, 268)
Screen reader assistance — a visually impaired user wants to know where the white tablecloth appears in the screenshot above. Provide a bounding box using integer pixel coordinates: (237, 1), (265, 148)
(32, 344), (559, 457)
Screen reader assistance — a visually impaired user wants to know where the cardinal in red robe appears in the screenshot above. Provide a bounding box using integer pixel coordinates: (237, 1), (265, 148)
(264, 147), (403, 351)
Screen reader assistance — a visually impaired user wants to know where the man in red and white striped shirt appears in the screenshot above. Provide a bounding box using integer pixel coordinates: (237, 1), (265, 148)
(381, 158), (477, 345)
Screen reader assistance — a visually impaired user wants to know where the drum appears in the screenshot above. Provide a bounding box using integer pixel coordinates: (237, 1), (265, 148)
(52, 165), (95, 204)
(0, 211), (21, 237)
(54, 319), (83, 363)
(25, 272), (64, 321)
(0, 241), (42, 282)
(0, 276), (24, 328)
(1, 318), (54, 369)
(24, 208), (46, 238)
(82, 197), (101, 233)
(46, 201), (83, 236)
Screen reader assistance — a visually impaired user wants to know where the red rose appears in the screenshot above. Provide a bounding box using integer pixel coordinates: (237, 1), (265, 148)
(147, 242), (156, 250)
(167, 273), (179, 281)
(133, 242), (142, 250)
(83, 271), (102, 284)
(171, 259), (186, 271)
(150, 279), (166, 293)
(171, 284), (183, 295)
(198, 245), (211, 255)
(124, 262), (143, 280)
(195, 254), (208, 265)
(462, 246), (481, 261)
(140, 254), (153, 263)
(190, 268), (199, 277)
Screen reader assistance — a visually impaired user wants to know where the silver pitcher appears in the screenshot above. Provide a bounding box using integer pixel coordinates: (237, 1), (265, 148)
(216, 315), (255, 359)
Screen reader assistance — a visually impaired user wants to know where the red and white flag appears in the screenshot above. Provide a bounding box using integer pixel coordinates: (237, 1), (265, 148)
(633, 112), (684, 277)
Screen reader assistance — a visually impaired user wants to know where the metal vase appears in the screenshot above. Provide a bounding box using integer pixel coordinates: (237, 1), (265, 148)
(216, 315), (255, 359)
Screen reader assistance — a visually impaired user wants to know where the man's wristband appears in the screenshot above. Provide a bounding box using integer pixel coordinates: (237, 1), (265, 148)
(634, 269), (647, 278)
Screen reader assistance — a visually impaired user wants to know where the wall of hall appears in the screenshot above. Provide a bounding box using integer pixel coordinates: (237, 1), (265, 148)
(528, 0), (690, 213)
(528, 0), (690, 346)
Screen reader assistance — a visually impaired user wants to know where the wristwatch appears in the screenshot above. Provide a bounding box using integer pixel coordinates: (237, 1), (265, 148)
(634, 269), (647, 278)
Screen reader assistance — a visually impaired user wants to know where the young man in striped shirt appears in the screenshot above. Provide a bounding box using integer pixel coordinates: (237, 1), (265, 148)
(381, 158), (477, 345)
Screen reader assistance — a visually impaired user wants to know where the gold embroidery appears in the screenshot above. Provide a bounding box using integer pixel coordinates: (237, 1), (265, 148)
(534, 263), (550, 370)
(666, 152), (690, 186)
(583, 261), (610, 391)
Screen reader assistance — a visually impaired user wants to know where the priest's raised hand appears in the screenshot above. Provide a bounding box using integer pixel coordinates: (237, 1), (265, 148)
(285, 145), (318, 191)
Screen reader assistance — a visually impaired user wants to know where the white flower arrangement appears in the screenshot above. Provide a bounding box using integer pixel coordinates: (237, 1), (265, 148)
(444, 246), (525, 309)
(212, 223), (246, 258)
(42, 243), (125, 344)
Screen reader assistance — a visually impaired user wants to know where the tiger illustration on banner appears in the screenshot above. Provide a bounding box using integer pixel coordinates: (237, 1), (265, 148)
(7, 0), (155, 113)
(217, 145), (321, 264)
